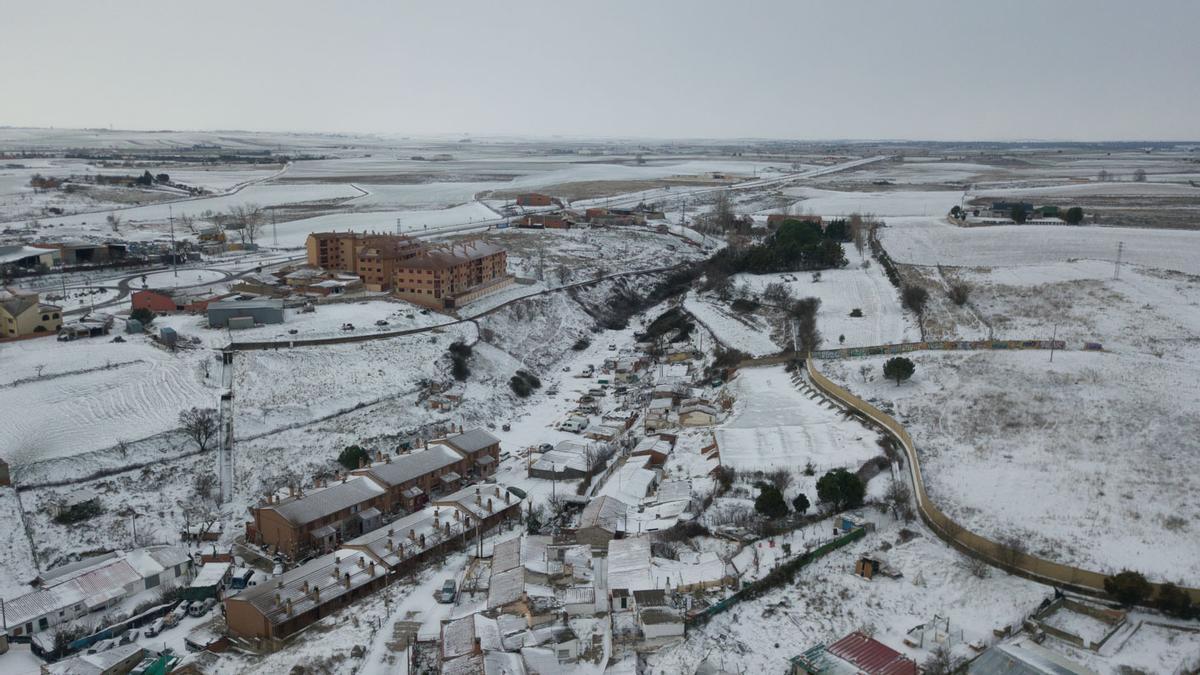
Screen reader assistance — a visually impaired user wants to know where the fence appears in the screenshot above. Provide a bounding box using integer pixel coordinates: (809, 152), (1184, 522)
(804, 359), (1200, 604)
(810, 339), (1071, 360)
(686, 527), (866, 626)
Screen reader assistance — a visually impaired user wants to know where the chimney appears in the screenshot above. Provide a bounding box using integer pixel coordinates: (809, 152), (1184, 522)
(444, 522), (450, 535)
(487, 498), (493, 513)
(419, 533), (426, 548)
(434, 509), (440, 527)
(454, 509), (460, 521)
(504, 491), (511, 504)
(285, 598), (293, 615)
(369, 561), (377, 577)
(343, 572), (351, 589)
(408, 529), (416, 541)
(357, 556), (365, 569)
(312, 586), (320, 603)
(276, 580), (284, 589)
(387, 527), (394, 537)
(301, 581), (309, 593)
(475, 486), (481, 495)
(386, 538), (394, 552)
(475, 495), (481, 507)
(274, 593), (281, 606)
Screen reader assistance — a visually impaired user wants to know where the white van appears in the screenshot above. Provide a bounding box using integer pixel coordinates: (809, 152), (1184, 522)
(560, 417), (589, 433)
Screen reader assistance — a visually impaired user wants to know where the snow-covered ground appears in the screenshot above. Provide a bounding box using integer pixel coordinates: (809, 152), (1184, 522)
(734, 261), (917, 349)
(880, 216), (1200, 275)
(650, 512), (1053, 673)
(818, 349), (1200, 584)
(0, 489), (38, 598)
(715, 366), (882, 475)
(683, 293), (781, 357)
(780, 186), (964, 217)
(0, 336), (217, 466)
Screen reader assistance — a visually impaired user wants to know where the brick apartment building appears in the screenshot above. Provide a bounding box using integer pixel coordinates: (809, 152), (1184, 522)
(247, 429), (501, 559)
(304, 233), (511, 307)
(392, 241), (511, 310)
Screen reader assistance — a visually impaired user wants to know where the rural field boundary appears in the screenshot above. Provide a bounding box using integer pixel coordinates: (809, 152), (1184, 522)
(802, 358), (1200, 605)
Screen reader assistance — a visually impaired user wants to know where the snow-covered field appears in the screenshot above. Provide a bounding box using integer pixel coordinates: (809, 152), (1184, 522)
(781, 186), (964, 217)
(735, 261), (917, 349)
(0, 489), (38, 598)
(0, 337), (216, 466)
(818, 349), (1200, 584)
(715, 366), (882, 474)
(683, 293), (781, 357)
(880, 216), (1200, 275)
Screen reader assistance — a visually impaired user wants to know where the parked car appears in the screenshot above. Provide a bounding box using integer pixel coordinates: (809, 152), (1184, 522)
(506, 486), (527, 499)
(166, 603), (190, 627)
(439, 579), (457, 604)
(145, 617), (165, 637)
(117, 629), (141, 646)
(340, 323), (355, 331)
(188, 597), (216, 617)
(86, 638), (119, 654)
(375, 319), (388, 326)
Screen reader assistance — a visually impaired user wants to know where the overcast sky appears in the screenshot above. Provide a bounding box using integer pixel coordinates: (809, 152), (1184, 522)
(2, 0), (1197, 140)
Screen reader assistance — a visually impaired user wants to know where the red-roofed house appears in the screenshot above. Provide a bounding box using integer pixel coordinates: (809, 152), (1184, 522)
(790, 631), (918, 675)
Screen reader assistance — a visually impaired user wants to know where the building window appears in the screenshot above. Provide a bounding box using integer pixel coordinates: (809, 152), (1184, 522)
(38, 617), (48, 631)
(145, 574), (160, 589)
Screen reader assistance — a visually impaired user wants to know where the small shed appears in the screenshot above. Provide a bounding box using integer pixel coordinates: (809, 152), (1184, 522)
(185, 561), (232, 601)
(125, 318), (144, 334)
(158, 326), (178, 346)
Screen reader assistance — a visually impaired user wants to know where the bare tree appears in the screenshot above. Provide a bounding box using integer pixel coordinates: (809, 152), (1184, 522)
(848, 213), (867, 259)
(194, 472), (217, 500)
(711, 190), (735, 232)
(859, 364), (872, 383)
(762, 282), (792, 305)
(1097, 169), (1110, 182)
(948, 282), (971, 306)
(764, 468), (792, 493)
(227, 204), (264, 244)
(179, 407), (219, 452)
(884, 477), (914, 522)
(922, 643), (964, 675)
(34, 364), (46, 378)
(1133, 168), (1147, 182)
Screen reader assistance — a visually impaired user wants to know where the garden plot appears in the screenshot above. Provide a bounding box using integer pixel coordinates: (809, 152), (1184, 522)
(715, 366), (881, 474)
(683, 293), (781, 357)
(1047, 618), (1200, 675)
(648, 515), (1053, 674)
(879, 216), (1200, 276)
(735, 262), (917, 349)
(0, 337), (216, 466)
(818, 349), (1200, 584)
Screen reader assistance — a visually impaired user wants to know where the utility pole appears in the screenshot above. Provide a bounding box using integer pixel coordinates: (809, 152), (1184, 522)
(271, 208), (278, 247)
(1049, 324), (1058, 363)
(396, 218), (402, 235)
(1113, 241), (1124, 280)
(169, 205), (178, 279)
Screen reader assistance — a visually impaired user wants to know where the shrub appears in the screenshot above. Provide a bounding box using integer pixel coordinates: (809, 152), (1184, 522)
(54, 499), (103, 525)
(571, 337), (590, 351)
(509, 370), (542, 398)
(730, 298), (759, 313)
(754, 484), (789, 519)
(1104, 570), (1152, 606)
(337, 445), (370, 470)
(948, 283), (970, 306)
(130, 307), (155, 325)
(448, 342), (472, 381)
(883, 356), (916, 386)
(792, 493), (810, 515)
(901, 285), (929, 315)
(1064, 206), (1084, 225)
(849, 308), (863, 318)
(1155, 582), (1193, 618)
(816, 468), (865, 511)
(713, 466), (736, 494)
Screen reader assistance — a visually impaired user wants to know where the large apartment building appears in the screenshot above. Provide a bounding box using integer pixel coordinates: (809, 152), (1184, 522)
(304, 232), (511, 307)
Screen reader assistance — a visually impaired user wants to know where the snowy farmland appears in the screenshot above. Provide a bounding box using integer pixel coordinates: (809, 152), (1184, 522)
(715, 366), (882, 474)
(0, 337), (216, 466)
(818, 349), (1200, 585)
(880, 216), (1200, 275)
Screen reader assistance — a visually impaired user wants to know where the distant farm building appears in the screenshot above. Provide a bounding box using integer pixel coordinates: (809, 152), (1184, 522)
(515, 193), (556, 207)
(131, 288), (232, 314)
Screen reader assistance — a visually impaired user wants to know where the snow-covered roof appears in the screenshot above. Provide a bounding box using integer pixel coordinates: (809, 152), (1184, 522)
(484, 650), (527, 675)
(6, 546), (188, 629)
(269, 476), (385, 526)
(488, 566), (525, 609)
(606, 537), (653, 592)
(578, 495), (631, 534)
(492, 536), (522, 574)
(654, 479), (692, 504)
(0, 245), (57, 265)
(191, 562), (231, 588)
(442, 614), (477, 659)
(972, 638), (1097, 675)
(445, 428), (501, 455)
(358, 443), (463, 488)
(231, 549), (381, 625)
(45, 643), (144, 675)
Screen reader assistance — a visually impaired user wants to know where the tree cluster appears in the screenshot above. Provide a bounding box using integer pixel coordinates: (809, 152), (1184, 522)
(447, 341), (473, 381)
(704, 219), (848, 281)
(816, 468), (865, 511)
(338, 444), (371, 470)
(509, 370), (542, 397)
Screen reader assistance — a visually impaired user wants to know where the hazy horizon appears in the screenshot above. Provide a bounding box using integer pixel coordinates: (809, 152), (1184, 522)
(3, 0), (1198, 141)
